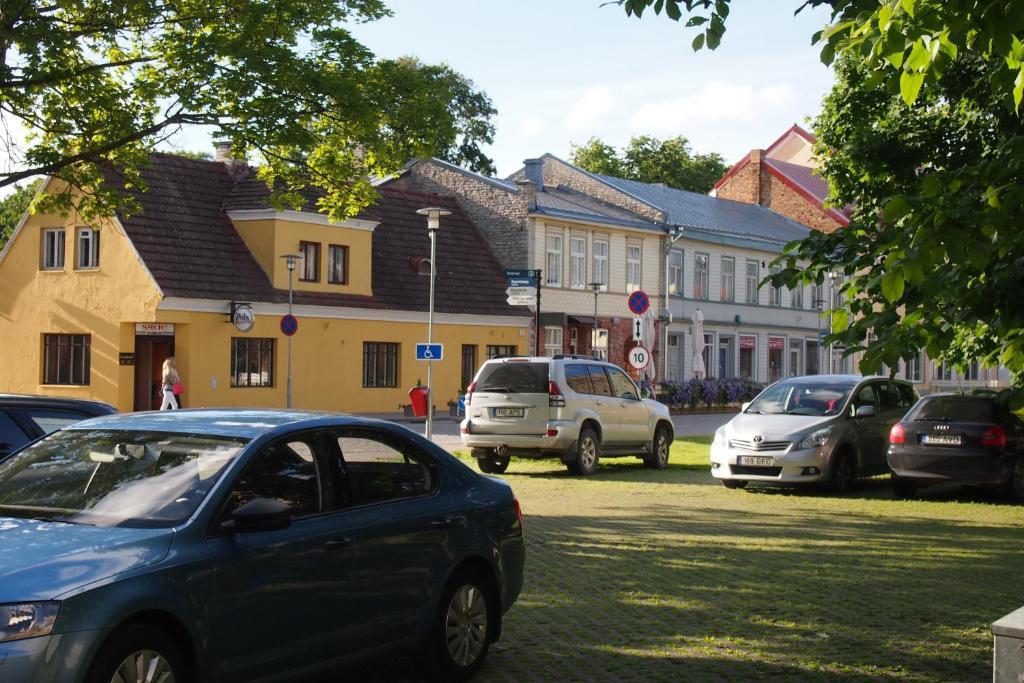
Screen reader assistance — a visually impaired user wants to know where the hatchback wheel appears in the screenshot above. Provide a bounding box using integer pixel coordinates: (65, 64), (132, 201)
(722, 479), (747, 490)
(86, 623), (187, 683)
(426, 569), (492, 682)
(644, 425), (671, 470)
(569, 427), (600, 475)
(830, 452), (856, 494)
(891, 474), (917, 500)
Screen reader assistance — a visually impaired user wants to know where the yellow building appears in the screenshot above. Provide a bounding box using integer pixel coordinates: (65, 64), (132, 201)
(0, 154), (529, 413)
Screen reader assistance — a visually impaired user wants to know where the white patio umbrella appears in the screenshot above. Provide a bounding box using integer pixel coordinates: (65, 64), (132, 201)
(691, 308), (706, 379)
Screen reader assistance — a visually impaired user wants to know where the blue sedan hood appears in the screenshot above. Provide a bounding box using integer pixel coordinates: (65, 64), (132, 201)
(0, 517), (174, 601)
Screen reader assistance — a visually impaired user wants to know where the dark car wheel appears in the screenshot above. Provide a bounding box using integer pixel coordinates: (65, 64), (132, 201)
(86, 623), (188, 683)
(473, 449), (509, 474)
(830, 452), (856, 494)
(722, 479), (747, 490)
(891, 474), (917, 500)
(426, 569), (493, 682)
(1012, 457), (1024, 503)
(568, 427), (600, 476)
(644, 425), (671, 470)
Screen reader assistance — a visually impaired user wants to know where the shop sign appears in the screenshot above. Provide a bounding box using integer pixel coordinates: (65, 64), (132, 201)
(740, 335), (756, 349)
(768, 337), (785, 350)
(135, 323), (174, 336)
(232, 304), (255, 332)
(119, 353), (135, 366)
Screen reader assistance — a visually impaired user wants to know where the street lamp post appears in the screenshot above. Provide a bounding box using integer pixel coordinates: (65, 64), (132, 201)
(416, 207), (451, 441)
(587, 281), (602, 358)
(827, 271), (840, 374)
(280, 253), (300, 408)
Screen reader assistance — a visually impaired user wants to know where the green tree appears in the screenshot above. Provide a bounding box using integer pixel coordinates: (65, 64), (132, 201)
(0, 179), (41, 249)
(1, 1), (496, 221)
(570, 135), (727, 193)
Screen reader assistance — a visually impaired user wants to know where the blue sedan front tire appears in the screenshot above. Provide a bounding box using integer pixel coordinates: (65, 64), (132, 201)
(85, 623), (189, 683)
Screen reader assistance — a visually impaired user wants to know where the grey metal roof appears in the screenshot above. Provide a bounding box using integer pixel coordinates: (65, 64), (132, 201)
(535, 186), (662, 232)
(593, 173), (811, 246)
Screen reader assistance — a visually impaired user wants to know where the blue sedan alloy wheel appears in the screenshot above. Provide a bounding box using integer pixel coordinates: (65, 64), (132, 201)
(111, 649), (176, 683)
(446, 584), (489, 667)
(86, 624), (186, 683)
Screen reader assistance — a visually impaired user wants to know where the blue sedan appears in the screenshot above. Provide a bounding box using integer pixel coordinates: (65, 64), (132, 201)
(0, 410), (525, 682)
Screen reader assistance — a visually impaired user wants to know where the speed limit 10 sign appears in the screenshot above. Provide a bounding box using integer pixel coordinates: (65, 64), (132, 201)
(628, 345), (650, 370)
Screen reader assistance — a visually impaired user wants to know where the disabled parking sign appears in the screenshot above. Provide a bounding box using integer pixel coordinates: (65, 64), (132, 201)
(416, 343), (444, 361)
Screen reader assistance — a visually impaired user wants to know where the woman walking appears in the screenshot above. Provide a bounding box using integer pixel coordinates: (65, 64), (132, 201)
(160, 357), (181, 410)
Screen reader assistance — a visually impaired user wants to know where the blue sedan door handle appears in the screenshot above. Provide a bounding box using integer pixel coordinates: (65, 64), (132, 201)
(430, 515), (464, 529)
(324, 537), (352, 550)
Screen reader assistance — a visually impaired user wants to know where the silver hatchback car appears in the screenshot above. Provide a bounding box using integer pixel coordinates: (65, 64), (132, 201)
(710, 375), (917, 492)
(460, 356), (674, 475)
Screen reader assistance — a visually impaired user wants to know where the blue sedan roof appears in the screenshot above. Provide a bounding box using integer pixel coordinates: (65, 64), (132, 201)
(68, 409), (385, 440)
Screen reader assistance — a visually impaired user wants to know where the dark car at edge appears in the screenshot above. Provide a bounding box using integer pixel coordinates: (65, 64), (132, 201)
(0, 393), (117, 458)
(887, 393), (1024, 500)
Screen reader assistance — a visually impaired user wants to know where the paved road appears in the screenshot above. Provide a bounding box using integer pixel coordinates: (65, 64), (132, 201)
(389, 411), (735, 454)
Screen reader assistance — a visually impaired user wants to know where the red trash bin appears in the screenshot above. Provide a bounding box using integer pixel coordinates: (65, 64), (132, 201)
(408, 386), (429, 417)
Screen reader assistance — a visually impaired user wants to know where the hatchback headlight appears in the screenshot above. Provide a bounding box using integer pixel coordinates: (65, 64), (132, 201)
(713, 428), (726, 448)
(0, 603), (60, 643)
(798, 428), (831, 450)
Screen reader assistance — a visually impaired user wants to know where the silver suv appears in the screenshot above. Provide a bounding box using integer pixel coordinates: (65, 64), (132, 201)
(710, 374), (917, 492)
(460, 356), (674, 475)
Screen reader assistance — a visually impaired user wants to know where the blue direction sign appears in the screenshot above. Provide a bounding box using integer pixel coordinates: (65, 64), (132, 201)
(280, 314), (298, 336)
(416, 343), (444, 361)
(504, 269), (540, 288)
(504, 269), (540, 279)
(627, 290), (650, 315)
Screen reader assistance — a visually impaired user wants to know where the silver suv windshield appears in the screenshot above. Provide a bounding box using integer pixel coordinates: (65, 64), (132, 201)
(746, 379), (856, 416)
(475, 361), (549, 393)
(0, 429), (247, 528)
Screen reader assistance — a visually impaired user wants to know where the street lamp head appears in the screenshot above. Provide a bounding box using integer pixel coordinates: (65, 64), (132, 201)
(416, 207), (452, 232)
(281, 253), (301, 271)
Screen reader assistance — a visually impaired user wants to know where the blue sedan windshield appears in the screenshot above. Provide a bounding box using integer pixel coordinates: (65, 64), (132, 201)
(0, 429), (247, 528)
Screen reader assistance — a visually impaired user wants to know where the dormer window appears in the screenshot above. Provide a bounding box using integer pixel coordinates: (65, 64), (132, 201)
(42, 229), (65, 270)
(328, 244), (348, 284)
(76, 228), (100, 269)
(299, 241), (320, 282)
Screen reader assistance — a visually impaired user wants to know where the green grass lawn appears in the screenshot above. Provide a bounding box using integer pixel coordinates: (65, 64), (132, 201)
(454, 439), (1024, 682)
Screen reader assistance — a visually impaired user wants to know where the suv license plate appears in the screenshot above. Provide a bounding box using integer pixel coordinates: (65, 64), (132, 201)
(922, 434), (962, 446)
(493, 408), (524, 418)
(738, 456), (775, 466)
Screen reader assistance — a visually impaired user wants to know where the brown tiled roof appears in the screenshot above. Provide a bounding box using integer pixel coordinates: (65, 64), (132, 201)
(110, 154), (526, 318)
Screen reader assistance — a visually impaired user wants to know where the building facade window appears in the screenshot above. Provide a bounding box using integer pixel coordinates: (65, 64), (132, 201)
(745, 259), (758, 304)
(810, 283), (822, 309)
(570, 236), (586, 288)
(299, 241), (320, 282)
(769, 265), (782, 306)
(934, 361), (953, 381)
(720, 257), (735, 302)
(792, 282), (803, 309)
(328, 244), (348, 284)
(626, 242), (642, 291)
(461, 344), (477, 391)
(76, 228), (100, 269)
(592, 328), (609, 360)
(231, 337), (275, 387)
(486, 345), (517, 359)
(739, 335), (756, 380)
(904, 352), (923, 382)
(592, 238), (608, 288)
(806, 340), (820, 375)
(668, 249), (683, 295)
(42, 229), (65, 270)
(363, 342), (399, 388)
(43, 333), (90, 385)
(543, 326), (563, 357)
(694, 253), (709, 300)
(964, 360), (979, 381)
(545, 233), (562, 287)
(768, 336), (785, 383)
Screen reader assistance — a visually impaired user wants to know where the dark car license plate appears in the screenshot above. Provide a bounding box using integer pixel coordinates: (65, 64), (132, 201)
(922, 434), (962, 446)
(737, 455), (775, 466)
(493, 407), (524, 418)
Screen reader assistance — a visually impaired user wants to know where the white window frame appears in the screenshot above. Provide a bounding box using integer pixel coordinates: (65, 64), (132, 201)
(546, 233), (563, 287)
(570, 236), (586, 289)
(626, 242), (642, 292)
(42, 228), (65, 270)
(720, 256), (735, 302)
(769, 265), (782, 307)
(592, 237), (609, 289)
(745, 259), (759, 304)
(76, 227), (100, 269)
(668, 248), (683, 295)
(792, 282), (803, 309)
(694, 252), (709, 300)
(591, 328), (609, 360)
(543, 326), (563, 357)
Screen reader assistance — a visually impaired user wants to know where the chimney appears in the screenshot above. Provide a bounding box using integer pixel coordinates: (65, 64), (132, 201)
(750, 149), (764, 205)
(214, 140), (234, 164)
(523, 158), (544, 192)
(516, 180), (537, 211)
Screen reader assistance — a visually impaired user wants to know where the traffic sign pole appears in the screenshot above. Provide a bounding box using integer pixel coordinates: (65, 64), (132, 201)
(535, 269), (541, 356)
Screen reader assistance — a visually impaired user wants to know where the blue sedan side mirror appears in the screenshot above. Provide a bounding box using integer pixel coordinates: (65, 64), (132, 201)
(223, 497), (293, 534)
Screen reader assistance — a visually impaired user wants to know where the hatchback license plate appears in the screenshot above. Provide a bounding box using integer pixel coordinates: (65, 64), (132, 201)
(493, 408), (524, 418)
(922, 434), (962, 446)
(737, 456), (775, 466)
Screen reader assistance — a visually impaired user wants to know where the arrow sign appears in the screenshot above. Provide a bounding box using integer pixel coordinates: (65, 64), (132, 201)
(632, 316), (643, 341)
(506, 295), (535, 306)
(506, 286), (537, 297)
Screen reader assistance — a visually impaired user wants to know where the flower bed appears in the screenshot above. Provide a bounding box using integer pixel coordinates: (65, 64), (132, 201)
(659, 377), (764, 412)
